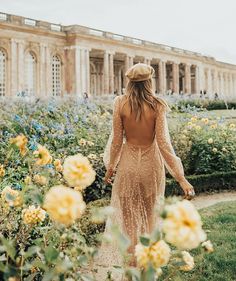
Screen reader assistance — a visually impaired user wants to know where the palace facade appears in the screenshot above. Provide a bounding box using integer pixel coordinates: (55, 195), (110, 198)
(0, 12), (236, 100)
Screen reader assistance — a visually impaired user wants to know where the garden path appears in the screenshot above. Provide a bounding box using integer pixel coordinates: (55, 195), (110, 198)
(192, 191), (236, 209)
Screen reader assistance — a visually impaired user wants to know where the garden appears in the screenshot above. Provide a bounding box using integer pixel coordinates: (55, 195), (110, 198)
(0, 96), (235, 281)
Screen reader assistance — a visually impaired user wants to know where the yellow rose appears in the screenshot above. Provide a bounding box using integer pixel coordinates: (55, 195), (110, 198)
(33, 174), (48, 185)
(202, 240), (214, 253)
(22, 205), (46, 225)
(63, 154), (96, 189)
(44, 185), (86, 226)
(135, 243), (150, 268)
(0, 164), (5, 177)
(33, 145), (52, 166)
(1, 186), (22, 207)
(180, 251), (194, 271)
(135, 240), (171, 269)
(10, 134), (28, 156)
(53, 159), (63, 172)
(162, 200), (206, 250)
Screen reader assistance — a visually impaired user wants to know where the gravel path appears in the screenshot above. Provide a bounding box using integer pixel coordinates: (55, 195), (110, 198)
(192, 191), (236, 209)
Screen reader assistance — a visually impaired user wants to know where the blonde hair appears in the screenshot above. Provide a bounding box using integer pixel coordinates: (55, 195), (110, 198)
(126, 79), (168, 121)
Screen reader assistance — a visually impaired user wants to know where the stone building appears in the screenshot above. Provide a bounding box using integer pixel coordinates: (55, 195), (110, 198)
(0, 12), (236, 100)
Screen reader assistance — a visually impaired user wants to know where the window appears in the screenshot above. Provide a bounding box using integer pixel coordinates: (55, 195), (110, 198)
(0, 49), (6, 96)
(52, 55), (61, 96)
(24, 52), (36, 96)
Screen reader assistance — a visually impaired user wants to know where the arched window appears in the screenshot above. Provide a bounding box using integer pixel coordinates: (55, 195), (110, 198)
(0, 49), (6, 96)
(24, 52), (36, 96)
(52, 55), (61, 96)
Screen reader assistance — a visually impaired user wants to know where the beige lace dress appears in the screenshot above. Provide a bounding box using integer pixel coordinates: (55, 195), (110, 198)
(93, 95), (185, 280)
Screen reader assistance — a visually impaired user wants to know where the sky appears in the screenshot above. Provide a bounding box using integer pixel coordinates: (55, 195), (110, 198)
(1, 0), (236, 64)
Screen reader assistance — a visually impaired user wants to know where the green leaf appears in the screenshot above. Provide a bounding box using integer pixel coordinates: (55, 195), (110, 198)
(0, 237), (16, 261)
(45, 245), (59, 263)
(140, 236), (150, 246)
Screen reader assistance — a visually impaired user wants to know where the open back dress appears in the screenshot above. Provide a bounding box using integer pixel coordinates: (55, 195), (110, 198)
(93, 94), (185, 280)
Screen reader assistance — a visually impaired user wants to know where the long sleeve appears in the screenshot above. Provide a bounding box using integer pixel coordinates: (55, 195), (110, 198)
(107, 96), (124, 170)
(155, 103), (185, 182)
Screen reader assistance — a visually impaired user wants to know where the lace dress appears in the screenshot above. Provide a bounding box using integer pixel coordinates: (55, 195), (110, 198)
(93, 95), (185, 280)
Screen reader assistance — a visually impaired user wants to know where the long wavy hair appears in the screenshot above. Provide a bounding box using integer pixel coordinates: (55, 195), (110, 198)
(126, 79), (163, 121)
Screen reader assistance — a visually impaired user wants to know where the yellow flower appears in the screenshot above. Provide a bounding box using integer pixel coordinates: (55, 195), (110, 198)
(44, 185), (86, 226)
(1, 186), (22, 207)
(54, 159), (63, 172)
(79, 138), (87, 146)
(222, 147), (227, 152)
(162, 200), (206, 250)
(148, 240), (171, 268)
(210, 123), (217, 129)
(202, 240), (214, 253)
(191, 116), (198, 122)
(201, 118), (209, 124)
(135, 240), (171, 269)
(180, 251), (194, 271)
(187, 121), (193, 126)
(207, 138), (214, 144)
(135, 243), (150, 268)
(33, 174), (48, 185)
(0, 164), (5, 177)
(229, 123), (236, 129)
(10, 134), (28, 156)
(22, 205), (46, 225)
(33, 145), (52, 166)
(212, 148), (217, 153)
(63, 154), (96, 189)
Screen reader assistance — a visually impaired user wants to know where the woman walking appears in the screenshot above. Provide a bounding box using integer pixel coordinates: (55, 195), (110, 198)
(94, 63), (195, 280)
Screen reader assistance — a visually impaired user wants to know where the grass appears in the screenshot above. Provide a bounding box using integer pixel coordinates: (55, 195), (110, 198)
(165, 201), (236, 281)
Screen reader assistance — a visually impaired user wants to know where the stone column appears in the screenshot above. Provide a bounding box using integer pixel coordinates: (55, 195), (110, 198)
(109, 53), (114, 94)
(10, 39), (18, 96)
(158, 60), (166, 95)
(207, 68), (212, 98)
(74, 47), (90, 96)
(103, 52), (109, 94)
(16, 40), (25, 94)
(124, 54), (134, 86)
(184, 63), (191, 94)
(39, 43), (47, 97)
(219, 72), (223, 97)
(172, 63), (179, 94)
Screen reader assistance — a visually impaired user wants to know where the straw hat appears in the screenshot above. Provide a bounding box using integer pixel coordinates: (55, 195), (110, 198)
(125, 63), (154, 82)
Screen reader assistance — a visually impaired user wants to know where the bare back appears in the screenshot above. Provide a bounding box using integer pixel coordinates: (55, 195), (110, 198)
(120, 95), (156, 146)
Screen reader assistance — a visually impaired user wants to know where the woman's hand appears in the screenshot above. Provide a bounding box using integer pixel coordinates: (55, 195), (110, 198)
(179, 178), (195, 200)
(104, 168), (114, 184)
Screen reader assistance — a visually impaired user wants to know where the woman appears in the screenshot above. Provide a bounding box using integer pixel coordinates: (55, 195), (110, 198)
(94, 63), (195, 280)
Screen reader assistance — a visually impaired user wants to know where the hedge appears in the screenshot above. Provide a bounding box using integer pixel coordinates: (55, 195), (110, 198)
(165, 171), (236, 196)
